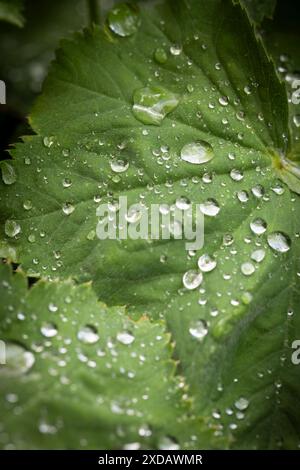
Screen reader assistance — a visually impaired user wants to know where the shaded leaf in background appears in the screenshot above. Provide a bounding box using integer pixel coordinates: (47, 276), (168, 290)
(240, 0), (276, 24)
(0, 0), (300, 449)
(0, 0), (24, 28)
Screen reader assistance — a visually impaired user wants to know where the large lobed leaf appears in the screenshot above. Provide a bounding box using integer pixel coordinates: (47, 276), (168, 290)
(0, 0), (300, 449)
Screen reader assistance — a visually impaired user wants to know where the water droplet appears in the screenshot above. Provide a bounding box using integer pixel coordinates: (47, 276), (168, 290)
(293, 115), (300, 128)
(223, 233), (234, 246)
(175, 196), (191, 210)
(62, 202), (75, 216)
(116, 331), (135, 345)
(0, 343), (35, 376)
(252, 184), (264, 198)
(110, 159), (129, 173)
(235, 397), (249, 411)
(250, 218), (267, 235)
(230, 169), (244, 181)
(5, 220), (21, 238)
(241, 262), (255, 276)
(180, 140), (214, 165)
(200, 198), (220, 216)
(182, 270), (203, 290)
(219, 96), (229, 106)
(154, 47), (167, 64)
(1, 162), (17, 185)
(189, 319), (208, 341)
(77, 325), (99, 344)
(43, 136), (54, 148)
(198, 254), (217, 272)
(158, 436), (180, 450)
(237, 190), (249, 203)
(170, 44), (182, 56)
(132, 86), (179, 125)
(107, 2), (140, 37)
(41, 322), (58, 338)
(251, 249), (265, 263)
(267, 232), (291, 253)
(23, 200), (33, 210)
(125, 207), (142, 224)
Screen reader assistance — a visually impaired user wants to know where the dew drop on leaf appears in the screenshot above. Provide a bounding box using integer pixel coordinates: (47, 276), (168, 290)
(116, 331), (135, 345)
(250, 218), (267, 235)
(107, 2), (140, 38)
(1, 162), (17, 185)
(77, 325), (99, 344)
(235, 397), (249, 411)
(182, 270), (203, 290)
(251, 249), (266, 263)
(230, 169), (244, 181)
(189, 319), (208, 341)
(132, 86), (179, 126)
(200, 198), (220, 216)
(0, 343), (35, 377)
(43, 136), (55, 148)
(241, 262), (255, 276)
(198, 254), (217, 272)
(267, 232), (291, 253)
(4, 219), (21, 238)
(41, 322), (58, 338)
(110, 159), (129, 173)
(62, 202), (75, 216)
(154, 47), (167, 64)
(180, 140), (214, 165)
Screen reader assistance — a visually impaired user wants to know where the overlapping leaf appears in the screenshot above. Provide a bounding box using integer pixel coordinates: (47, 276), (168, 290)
(0, 0), (300, 449)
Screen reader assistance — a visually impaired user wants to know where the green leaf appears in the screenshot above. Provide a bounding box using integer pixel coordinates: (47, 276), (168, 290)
(1, 0), (300, 448)
(240, 0), (276, 24)
(0, 262), (200, 450)
(0, 0), (24, 27)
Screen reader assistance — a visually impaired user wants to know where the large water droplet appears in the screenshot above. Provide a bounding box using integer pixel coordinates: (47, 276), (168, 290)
(1, 162), (17, 185)
(182, 270), (203, 290)
(5, 220), (21, 238)
(241, 262), (255, 276)
(200, 198), (220, 216)
(110, 159), (129, 173)
(0, 343), (35, 376)
(198, 254), (217, 272)
(235, 397), (249, 411)
(267, 232), (291, 253)
(251, 249), (265, 263)
(180, 140), (214, 165)
(250, 218), (267, 235)
(62, 202), (75, 216)
(107, 2), (140, 37)
(189, 319), (208, 341)
(77, 325), (99, 344)
(132, 86), (179, 125)
(116, 331), (135, 345)
(41, 322), (58, 338)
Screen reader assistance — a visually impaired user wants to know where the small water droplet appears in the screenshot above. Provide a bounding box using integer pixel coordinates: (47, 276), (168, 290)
(230, 169), (244, 181)
(43, 136), (54, 148)
(251, 249), (265, 263)
(237, 190), (249, 203)
(189, 319), (208, 341)
(154, 47), (168, 64)
(175, 196), (191, 210)
(235, 397), (249, 411)
(62, 202), (75, 216)
(241, 262), (255, 276)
